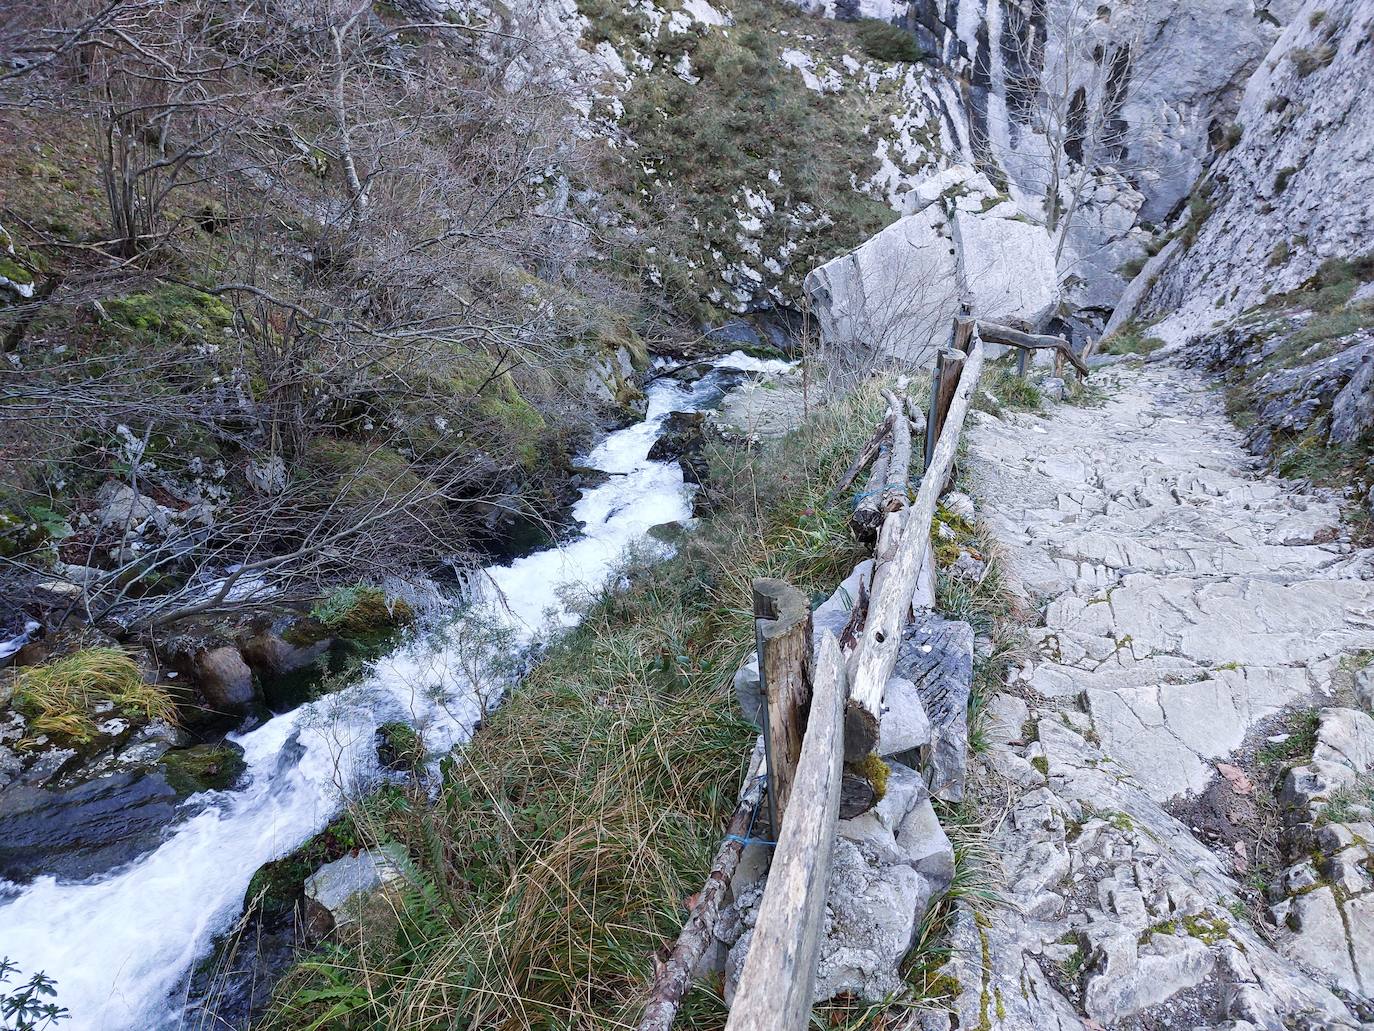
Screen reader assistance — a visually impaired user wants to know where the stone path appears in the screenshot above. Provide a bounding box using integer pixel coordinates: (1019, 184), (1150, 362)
(931, 360), (1374, 1029)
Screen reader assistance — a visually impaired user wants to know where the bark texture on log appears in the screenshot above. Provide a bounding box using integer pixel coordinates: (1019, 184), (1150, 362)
(638, 743), (768, 1031)
(849, 448), (889, 543)
(877, 390), (910, 515)
(725, 633), (847, 1031)
(972, 319), (1088, 376)
(753, 578), (813, 823)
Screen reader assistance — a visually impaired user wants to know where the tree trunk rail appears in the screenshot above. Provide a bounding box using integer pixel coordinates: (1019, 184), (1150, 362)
(968, 318), (1087, 377)
(641, 323), (989, 1031)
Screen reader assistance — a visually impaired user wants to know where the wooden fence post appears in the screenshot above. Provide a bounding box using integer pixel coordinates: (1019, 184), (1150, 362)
(725, 632), (847, 1031)
(753, 578), (813, 827)
(925, 348), (966, 491)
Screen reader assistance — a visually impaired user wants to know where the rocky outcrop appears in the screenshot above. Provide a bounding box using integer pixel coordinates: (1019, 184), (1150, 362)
(1136, 0), (1374, 344)
(1270, 707), (1374, 1001)
(303, 848), (404, 937)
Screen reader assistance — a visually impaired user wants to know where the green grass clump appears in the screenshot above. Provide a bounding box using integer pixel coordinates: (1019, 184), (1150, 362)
(10, 647), (176, 741)
(311, 585), (414, 636)
(1100, 323), (1166, 356)
(1256, 707), (1321, 771)
(855, 20), (923, 62)
(976, 363), (1044, 412)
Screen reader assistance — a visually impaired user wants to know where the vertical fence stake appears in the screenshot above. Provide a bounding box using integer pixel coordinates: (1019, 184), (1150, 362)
(752, 579), (813, 830)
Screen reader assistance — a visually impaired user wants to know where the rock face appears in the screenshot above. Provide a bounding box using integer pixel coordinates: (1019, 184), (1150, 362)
(1137, 0), (1374, 344)
(907, 0), (1288, 224)
(805, 173), (1059, 365)
(170, 641), (259, 715)
(944, 359), (1373, 1028)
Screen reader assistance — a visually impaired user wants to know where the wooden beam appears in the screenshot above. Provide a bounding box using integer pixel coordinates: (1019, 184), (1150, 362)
(845, 336), (986, 762)
(725, 632), (847, 1031)
(638, 743), (768, 1031)
(753, 578), (813, 824)
(971, 319), (1088, 376)
(877, 390), (911, 515)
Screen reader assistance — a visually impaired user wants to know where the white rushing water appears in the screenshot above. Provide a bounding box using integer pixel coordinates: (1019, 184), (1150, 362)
(0, 355), (784, 1030)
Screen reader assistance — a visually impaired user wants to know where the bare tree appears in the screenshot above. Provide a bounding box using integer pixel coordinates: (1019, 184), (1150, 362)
(972, 0), (1164, 266)
(0, 0), (649, 638)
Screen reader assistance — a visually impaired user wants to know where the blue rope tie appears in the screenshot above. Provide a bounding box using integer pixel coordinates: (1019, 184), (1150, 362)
(726, 784), (777, 848)
(724, 834), (777, 847)
(851, 482), (911, 508)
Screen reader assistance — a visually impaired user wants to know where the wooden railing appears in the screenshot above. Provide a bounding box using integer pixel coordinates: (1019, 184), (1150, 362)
(641, 315), (1072, 1029)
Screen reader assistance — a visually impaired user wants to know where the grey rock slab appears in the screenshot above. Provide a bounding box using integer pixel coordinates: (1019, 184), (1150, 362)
(876, 674), (931, 758)
(893, 613), (973, 801)
(304, 848), (403, 931)
(1282, 887), (1362, 996)
(1313, 706), (1374, 776)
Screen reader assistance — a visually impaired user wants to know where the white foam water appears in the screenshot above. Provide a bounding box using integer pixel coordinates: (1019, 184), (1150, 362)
(0, 362), (751, 1030)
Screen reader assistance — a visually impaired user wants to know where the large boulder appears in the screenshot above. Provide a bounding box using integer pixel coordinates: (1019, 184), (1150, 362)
(169, 640), (258, 715)
(805, 194), (1059, 367)
(805, 204), (959, 368)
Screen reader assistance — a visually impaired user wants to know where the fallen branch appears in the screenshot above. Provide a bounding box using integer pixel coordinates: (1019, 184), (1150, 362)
(826, 412), (893, 504)
(639, 741), (768, 1031)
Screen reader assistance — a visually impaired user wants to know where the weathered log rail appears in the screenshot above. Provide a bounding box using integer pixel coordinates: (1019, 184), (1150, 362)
(972, 317), (1088, 377)
(638, 318), (996, 1031)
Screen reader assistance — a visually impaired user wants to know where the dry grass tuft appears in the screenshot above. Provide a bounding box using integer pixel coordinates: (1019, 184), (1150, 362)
(10, 646), (175, 741)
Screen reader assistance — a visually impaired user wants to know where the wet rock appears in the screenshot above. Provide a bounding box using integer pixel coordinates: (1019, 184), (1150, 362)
(646, 410), (706, 463)
(157, 741), (247, 796)
(0, 769), (180, 881)
(236, 624), (330, 679)
(176, 642), (258, 715)
(304, 847), (403, 936)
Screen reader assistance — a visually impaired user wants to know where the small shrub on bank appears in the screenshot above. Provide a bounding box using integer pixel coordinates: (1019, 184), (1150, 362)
(10, 647), (175, 741)
(855, 19), (923, 63)
(1290, 42), (1336, 76)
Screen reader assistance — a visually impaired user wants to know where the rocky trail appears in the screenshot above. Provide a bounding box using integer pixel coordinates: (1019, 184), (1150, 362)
(935, 359), (1374, 1028)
